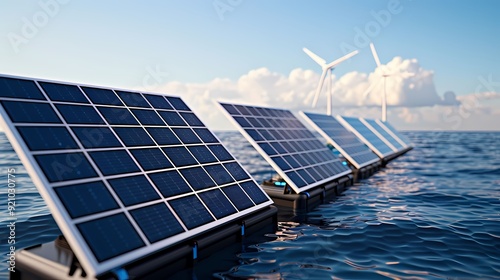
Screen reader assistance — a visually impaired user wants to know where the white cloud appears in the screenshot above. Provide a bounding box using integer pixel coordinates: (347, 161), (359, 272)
(142, 57), (498, 131)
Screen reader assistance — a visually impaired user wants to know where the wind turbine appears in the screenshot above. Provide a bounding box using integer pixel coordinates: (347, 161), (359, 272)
(303, 47), (359, 115)
(363, 42), (414, 122)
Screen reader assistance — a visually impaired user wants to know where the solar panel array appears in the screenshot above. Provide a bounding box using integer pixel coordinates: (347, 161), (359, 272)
(336, 116), (394, 158)
(378, 120), (411, 147)
(218, 102), (352, 194)
(361, 118), (404, 151)
(0, 75), (273, 277)
(300, 112), (379, 169)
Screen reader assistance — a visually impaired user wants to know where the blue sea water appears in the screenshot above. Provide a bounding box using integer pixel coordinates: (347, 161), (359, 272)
(1, 131), (500, 279)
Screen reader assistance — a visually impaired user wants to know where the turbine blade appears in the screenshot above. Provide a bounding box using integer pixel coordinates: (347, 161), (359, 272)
(326, 50), (359, 69)
(362, 80), (379, 100)
(303, 47), (326, 66)
(370, 43), (382, 67)
(312, 70), (328, 108)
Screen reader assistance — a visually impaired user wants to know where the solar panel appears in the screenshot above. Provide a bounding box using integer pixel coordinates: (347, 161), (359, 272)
(336, 116), (394, 158)
(0, 74), (273, 277)
(377, 119), (412, 147)
(361, 118), (404, 152)
(299, 112), (379, 169)
(218, 102), (352, 193)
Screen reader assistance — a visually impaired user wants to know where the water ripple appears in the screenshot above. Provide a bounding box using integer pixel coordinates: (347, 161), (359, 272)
(1, 132), (500, 279)
(218, 131), (500, 279)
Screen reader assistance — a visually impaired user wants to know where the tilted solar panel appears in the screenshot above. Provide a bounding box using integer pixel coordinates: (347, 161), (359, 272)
(377, 119), (412, 147)
(361, 118), (404, 151)
(0, 74), (273, 277)
(300, 112), (379, 169)
(336, 116), (394, 158)
(218, 102), (352, 194)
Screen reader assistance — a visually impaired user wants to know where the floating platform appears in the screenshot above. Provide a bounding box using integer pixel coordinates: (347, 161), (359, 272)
(261, 174), (353, 212)
(3, 75), (414, 280)
(382, 146), (413, 166)
(351, 161), (382, 181)
(11, 206), (278, 280)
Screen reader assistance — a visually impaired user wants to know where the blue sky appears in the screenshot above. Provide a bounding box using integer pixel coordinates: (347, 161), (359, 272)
(1, 0), (499, 130)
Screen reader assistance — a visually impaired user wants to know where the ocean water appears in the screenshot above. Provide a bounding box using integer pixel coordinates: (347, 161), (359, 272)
(1, 131), (500, 279)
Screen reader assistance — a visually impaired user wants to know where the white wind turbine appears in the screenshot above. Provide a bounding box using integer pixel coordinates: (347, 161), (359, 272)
(363, 42), (414, 122)
(303, 47), (359, 115)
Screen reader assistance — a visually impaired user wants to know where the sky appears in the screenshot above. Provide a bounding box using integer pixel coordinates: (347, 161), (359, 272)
(1, 0), (499, 131)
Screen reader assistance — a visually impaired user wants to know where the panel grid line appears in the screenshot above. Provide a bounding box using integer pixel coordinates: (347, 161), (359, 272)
(336, 116), (394, 158)
(218, 101), (352, 193)
(103, 88), (191, 233)
(34, 80), (155, 245)
(300, 112), (380, 169)
(0, 74), (273, 278)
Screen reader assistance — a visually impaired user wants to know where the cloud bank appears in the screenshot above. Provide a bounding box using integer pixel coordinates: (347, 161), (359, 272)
(142, 57), (498, 131)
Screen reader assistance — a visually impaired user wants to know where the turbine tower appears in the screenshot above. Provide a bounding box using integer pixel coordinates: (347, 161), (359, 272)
(363, 43), (414, 122)
(303, 48), (359, 115)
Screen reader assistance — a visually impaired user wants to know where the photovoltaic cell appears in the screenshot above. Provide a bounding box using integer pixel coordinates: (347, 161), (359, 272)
(180, 167), (216, 190)
(39, 82), (88, 103)
(55, 181), (118, 218)
(131, 109), (164, 125)
(0, 75), (272, 277)
(0, 77), (45, 100)
(180, 112), (204, 126)
(148, 170), (192, 197)
(158, 111), (187, 126)
(223, 162), (250, 181)
(35, 153), (97, 182)
(113, 127), (155, 146)
(188, 146), (218, 164)
(89, 150), (140, 176)
(208, 145), (233, 161)
(194, 128), (219, 143)
(130, 148), (172, 171)
(81, 87), (122, 106)
(204, 164), (234, 185)
(220, 103), (239, 115)
(163, 146), (198, 167)
(17, 126), (79, 151)
(246, 129), (264, 141)
(108, 175), (160, 206)
(199, 189), (237, 219)
(98, 107), (138, 125)
(56, 104), (105, 124)
(259, 143), (277, 155)
(222, 185), (254, 211)
(169, 195), (214, 230)
(77, 214), (145, 262)
(239, 181), (269, 204)
(219, 102), (352, 193)
(300, 112), (379, 169)
(166, 97), (190, 111)
(130, 203), (184, 243)
(1, 101), (61, 123)
(71, 127), (122, 148)
(116, 91), (150, 108)
(146, 127), (180, 145)
(172, 128), (201, 144)
(144, 94), (172, 109)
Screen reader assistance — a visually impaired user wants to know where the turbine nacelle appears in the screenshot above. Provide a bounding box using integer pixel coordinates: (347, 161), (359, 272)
(303, 47), (359, 115)
(364, 42), (414, 121)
